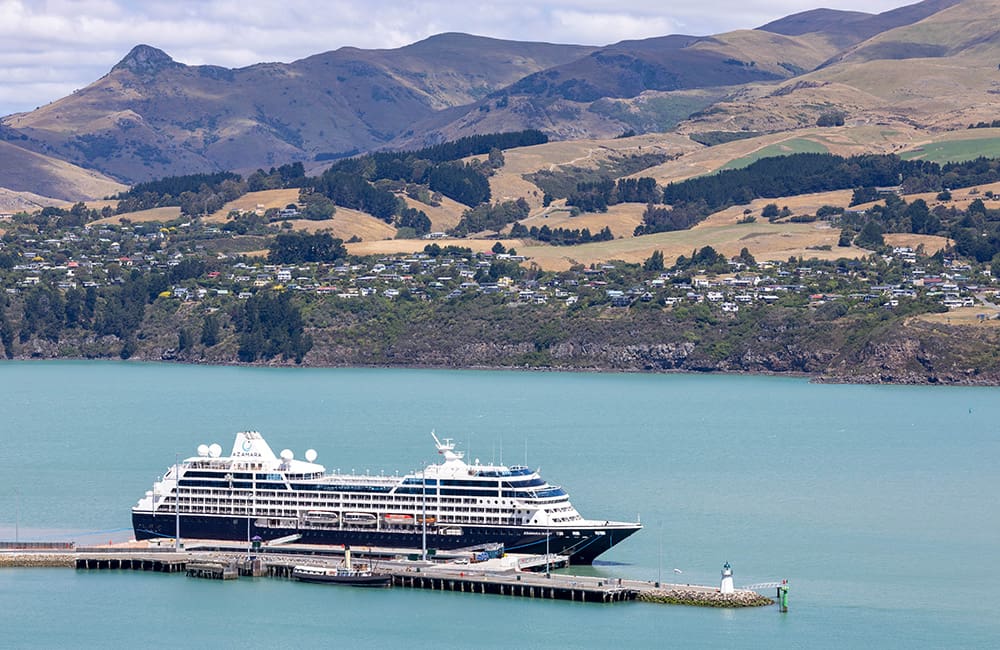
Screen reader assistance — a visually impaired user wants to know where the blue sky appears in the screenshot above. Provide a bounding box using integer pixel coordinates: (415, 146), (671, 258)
(0, 0), (916, 117)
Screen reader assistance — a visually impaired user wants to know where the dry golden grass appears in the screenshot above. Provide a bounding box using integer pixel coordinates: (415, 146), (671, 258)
(90, 206), (182, 225)
(495, 133), (693, 176)
(205, 189), (301, 223)
(915, 306), (1000, 327)
(687, 29), (839, 73)
(340, 221), (871, 271)
(0, 141), (126, 202)
(697, 190), (856, 227)
(490, 173), (546, 211)
(494, 133), (700, 203)
(517, 222), (856, 271)
(849, 181), (1000, 213)
(283, 208), (396, 241)
(398, 194), (467, 232)
(0, 187), (72, 212)
(84, 199), (119, 211)
(882, 233), (951, 253)
(347, 238), (526, 257)
(342, 181), (957, 270)
(515, 202), (645, 238)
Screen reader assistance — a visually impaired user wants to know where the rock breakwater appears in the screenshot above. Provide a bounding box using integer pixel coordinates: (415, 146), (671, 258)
(0, 553), (75, 568)
(637, 587), (773, 608)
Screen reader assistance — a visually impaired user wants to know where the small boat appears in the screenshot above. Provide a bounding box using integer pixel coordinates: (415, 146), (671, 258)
(292, 565), (392, 588)
(342, 512), (377, 526)
(384, 513), (414, 524)
(303, 510), (339, 524)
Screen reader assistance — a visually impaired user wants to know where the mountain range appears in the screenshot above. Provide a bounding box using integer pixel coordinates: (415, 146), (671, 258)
(1, 0), (998, 203)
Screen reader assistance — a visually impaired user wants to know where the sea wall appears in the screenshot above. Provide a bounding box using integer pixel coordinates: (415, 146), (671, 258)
(0, 553), (75, 568)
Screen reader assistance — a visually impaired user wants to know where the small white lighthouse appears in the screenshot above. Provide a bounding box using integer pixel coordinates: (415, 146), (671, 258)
(720, 561), (734, 594)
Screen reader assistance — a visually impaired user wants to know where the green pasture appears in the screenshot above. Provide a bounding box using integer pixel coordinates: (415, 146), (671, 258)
(719, 138), (829, 170)
(900, 137), (1000, 164)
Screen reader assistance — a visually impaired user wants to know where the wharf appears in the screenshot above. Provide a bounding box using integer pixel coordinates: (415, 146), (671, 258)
(1, 542), (774, 608)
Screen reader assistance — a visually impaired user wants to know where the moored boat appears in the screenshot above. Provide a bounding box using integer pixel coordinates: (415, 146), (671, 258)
(292, 565), (392, 588)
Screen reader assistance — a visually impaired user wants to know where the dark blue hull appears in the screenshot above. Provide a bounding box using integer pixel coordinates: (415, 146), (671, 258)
(132, 512), (639, 565)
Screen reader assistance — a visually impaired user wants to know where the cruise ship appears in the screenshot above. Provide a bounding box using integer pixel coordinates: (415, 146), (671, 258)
(131, 431), (641, 564)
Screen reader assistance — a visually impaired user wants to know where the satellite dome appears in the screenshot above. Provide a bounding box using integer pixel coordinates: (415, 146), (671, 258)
(197, 444), (209, 457)
(305, 449), (317, 462)
(209, 443), (222, 458)
(280, 449), (294, 461)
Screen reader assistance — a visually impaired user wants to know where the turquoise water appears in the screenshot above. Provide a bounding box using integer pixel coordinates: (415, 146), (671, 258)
(1, 362), (998, 648)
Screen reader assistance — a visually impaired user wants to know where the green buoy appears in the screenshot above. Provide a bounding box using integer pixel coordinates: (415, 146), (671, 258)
(778, 580), (789, 613)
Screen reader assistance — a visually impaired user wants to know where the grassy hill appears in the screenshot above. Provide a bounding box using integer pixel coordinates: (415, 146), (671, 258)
(0, 141), (125, 204)
(900, 129), (1000, 163)
(679, 0), (1000, 134)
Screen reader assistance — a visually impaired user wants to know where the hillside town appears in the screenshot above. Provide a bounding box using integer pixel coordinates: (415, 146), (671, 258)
(2, 214), (997, 318)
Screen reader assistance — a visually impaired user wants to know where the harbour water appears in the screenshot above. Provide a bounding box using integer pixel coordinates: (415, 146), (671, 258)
(1, 361), (998, 648)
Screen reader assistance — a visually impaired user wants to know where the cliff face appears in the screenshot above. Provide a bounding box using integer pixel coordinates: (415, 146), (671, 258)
(8, 302), (1000, 385)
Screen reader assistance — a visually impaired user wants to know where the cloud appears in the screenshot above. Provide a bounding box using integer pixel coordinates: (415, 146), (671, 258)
(0, 0), (916, 116)
(549, 9), (678, 44)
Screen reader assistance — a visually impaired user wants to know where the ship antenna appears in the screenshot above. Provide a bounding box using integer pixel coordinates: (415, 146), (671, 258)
(499, 433), (503, 466)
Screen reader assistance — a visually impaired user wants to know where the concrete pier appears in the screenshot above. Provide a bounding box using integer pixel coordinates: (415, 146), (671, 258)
(2, 543), (774, 608)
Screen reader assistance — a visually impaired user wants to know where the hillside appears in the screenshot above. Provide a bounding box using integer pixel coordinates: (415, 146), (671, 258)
(678, 0), (1000, 134)
(405, 28), (840, 146)
(758, 0), (963, 49)
(0, 140), (125, 205)
(4, 0), (997, 196)
(1, 35), (595, 184)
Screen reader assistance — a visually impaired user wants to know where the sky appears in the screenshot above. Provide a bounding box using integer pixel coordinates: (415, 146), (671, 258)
(0, 0), (919, 117)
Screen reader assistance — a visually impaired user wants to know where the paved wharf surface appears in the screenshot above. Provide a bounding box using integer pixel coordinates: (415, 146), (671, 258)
(1, 544), (774, 607)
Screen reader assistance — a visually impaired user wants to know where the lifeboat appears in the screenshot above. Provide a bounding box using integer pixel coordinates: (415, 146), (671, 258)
(384, 514), (414, 523)
(342, 512), (378, 526)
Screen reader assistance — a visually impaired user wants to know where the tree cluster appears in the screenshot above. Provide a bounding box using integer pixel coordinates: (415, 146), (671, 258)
(15, 203), (104, 229)
(451, 199), (530, 235)
(839, 193), (1000, 260)
(393, 130), (547, 163)
(397, 207), (432, 236)
(267, 232), (347, 264)
(672, 246), (727, 272)
(234, 291), (312, 363)
(816, 111), (846, 127)
(509, 223), (613, 245)
(114, 172), (246, 215)
(312, 131), (541, 213)
(664, 154), (938, 211)
(634, 201), (710, 235)
(310, 171), (399, 221)
(566, 177), (659, 213)
(247, 162), (307, 191)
